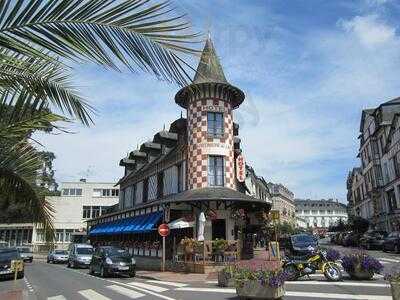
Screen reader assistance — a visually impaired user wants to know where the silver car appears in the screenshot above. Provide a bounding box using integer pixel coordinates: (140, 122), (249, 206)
(47, 250), (69, 264)
(67, 244), (93, 268)
(17, 247), (33, 263)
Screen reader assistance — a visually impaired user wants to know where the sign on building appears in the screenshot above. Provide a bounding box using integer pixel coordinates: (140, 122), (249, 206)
(270, 210), (280, 221)
(236, 154), (246, 182)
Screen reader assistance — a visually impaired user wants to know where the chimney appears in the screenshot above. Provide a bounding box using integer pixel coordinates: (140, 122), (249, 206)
(80, 178), (86, 183)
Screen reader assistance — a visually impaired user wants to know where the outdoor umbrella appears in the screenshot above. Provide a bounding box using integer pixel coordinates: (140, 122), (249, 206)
(197, 212), (206, 241)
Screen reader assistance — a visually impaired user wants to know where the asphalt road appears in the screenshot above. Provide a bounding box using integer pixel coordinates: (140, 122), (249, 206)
(0, 243), (398, 300)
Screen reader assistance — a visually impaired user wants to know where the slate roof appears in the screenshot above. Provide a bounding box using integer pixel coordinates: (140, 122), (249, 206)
(175, 37), (245, 109)
(192, 38), (227, 84)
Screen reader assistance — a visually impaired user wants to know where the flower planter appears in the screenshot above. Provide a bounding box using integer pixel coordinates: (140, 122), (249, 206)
(217, 271), (235, 287)
(236, 281), (285, 299)
(390, 281), (400, 300)
(348, 269), (374, 280)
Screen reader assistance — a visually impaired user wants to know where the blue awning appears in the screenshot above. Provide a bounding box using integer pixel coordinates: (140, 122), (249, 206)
(89, 211), (163, 236)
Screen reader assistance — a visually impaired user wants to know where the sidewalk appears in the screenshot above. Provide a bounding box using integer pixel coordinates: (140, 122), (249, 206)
(136, 270), (216, 282)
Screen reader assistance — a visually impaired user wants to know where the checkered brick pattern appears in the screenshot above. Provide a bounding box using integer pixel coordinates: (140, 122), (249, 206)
(187, 98), (235, 190)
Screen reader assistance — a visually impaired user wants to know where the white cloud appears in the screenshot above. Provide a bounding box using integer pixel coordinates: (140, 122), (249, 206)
(338, 14), (396, 47)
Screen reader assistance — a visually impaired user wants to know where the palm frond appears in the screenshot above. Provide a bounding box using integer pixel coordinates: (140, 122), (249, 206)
(0, 0), (200, 86)
(0, 141), (54, 243)
(0, 48), (95, 125)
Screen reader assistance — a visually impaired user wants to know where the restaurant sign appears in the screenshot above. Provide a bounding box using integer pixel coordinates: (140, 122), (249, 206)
(236, 154), (246, 182)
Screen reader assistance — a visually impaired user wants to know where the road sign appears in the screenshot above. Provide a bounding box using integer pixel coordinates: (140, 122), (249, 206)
(158, 223), (170, 237)
(270, 210), (280, 221)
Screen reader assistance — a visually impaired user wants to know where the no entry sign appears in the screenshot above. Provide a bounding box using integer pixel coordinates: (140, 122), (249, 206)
(158, 223), (170, 237)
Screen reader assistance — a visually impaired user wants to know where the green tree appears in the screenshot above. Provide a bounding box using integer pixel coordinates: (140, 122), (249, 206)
(0, 0), (198, 242)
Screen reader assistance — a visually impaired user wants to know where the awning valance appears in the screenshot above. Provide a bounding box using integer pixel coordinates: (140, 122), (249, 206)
(89, 211), (162, 236)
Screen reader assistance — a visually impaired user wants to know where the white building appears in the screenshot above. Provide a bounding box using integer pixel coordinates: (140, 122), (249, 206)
(295, 199), (348, 228)
(0, 180), (119, 252)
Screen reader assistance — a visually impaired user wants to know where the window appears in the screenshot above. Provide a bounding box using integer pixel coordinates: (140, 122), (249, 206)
(82, 206), (91, 219)
(111, 189), (119, 197)
(157, 172), (164, 199)
(208, 156), (224, 186)
(177, 163), (184, 192)
(102, 189), (110, 197)
(62, 188), (82, 196)
(92, 206), (100, 218)
(65, 229), (73, 242)
(143, 178), (149, 203)
(207, 112), (224, 137)
(55, 230), (64, 243)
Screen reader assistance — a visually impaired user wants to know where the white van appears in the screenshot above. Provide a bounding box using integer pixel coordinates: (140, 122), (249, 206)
(67, 243), (93, 268)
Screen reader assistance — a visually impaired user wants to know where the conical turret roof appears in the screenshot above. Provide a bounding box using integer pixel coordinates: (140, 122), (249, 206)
(193, 38), (228, 84)
(175, 37), (245, 109)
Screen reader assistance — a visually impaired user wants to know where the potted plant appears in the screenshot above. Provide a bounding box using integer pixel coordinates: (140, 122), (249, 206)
(234, 267), (287, 299)
(342, 251), (383, 280)
(218, 264), (237, 287)
(180, 238), (199, 255)
(384, 265), (400, 300)
(213, 239), (228, 256)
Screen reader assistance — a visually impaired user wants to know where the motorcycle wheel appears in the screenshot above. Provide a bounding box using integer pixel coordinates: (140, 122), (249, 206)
(324, 263), (342, 282)
(283, 265), (299, 281)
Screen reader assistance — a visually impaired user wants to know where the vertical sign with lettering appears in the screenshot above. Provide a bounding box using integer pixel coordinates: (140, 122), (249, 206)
(236, 154), (246, 182)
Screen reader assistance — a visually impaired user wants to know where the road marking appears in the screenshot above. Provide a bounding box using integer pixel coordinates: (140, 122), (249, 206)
(286, 291), (391, 300)
(107, 285), (145, 299)
(146, 280), (188, 287)
(378, 257), (400, 263)
(127, 281), (169, 292)
(176, 287), (235, 293)
(79, 289), (111, 300)
(205, 280), (218, 284)
(285, 281), (389, 287)
(47, 296), (67, 300)
(107, 279), (177, 300)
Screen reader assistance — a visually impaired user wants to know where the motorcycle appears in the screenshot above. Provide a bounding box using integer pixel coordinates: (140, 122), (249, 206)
(282, 247), (342, 281)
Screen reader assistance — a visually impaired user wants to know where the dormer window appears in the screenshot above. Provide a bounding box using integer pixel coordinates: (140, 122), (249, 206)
(207, 112), (224, 138)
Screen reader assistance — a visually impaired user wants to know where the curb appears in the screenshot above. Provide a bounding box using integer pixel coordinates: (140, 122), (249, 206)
(135, 274), (160, 281)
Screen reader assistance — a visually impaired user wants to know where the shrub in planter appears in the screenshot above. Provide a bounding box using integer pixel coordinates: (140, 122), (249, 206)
(384, 264), (400, 300)
(213, 238), (228, 255)
(218, 264), (237, 287)
(180, 238), (200, 255)
(342, 251), (383, 280)
(234, 266), (288, 299)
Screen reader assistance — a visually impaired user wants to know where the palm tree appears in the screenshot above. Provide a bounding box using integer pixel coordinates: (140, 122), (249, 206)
(0, 0), (198, 242)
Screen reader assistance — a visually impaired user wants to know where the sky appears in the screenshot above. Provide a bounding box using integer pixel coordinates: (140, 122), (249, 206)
(36, 0), (400, 202)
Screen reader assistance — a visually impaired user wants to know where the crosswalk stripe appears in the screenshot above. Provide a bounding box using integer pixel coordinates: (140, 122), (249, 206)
(286, 291), (391, 300)
(127, 281), (169, 292)
(146, 280), (188, 287)
(107, 285), (145, 299)
(78, 289), (111, 300)
(378, 257), (400, 263)
(176, 287), (235, 293)
(47, 296), (67, 300)
(285, 281), (389, 287)
(107, 279), (177, 300)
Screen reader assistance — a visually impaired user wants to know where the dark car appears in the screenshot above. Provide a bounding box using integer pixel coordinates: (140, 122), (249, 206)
(287, 234), (318, 256)
(90, 246), (136, 278)
(0, 248), (24, 279)
(383, 231), (400, 253)
(343, 232), (363, 247)
(360, 231), (388, 250)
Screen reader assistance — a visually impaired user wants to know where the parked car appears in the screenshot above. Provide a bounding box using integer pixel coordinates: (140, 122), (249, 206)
(382, 231), (400, 253)
(360, 230), (388, 250)
(285, 233), (318, 256)
(16, 247), (33, 263)
(343, 232), (363, 247)
(337, 232), (350, 245)
(47, 250), (69, 264)
(0, 248), (24, 279)
(90, 246), (136, 278)
(67, 243), (93, 268)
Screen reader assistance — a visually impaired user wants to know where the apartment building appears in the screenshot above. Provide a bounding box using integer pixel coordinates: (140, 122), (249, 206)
(267, 183), (296, 225)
